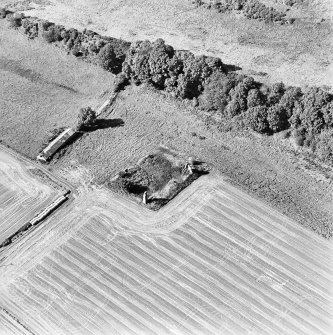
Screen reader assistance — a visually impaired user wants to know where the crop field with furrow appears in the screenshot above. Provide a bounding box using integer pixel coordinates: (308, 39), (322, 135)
(0, 150), (60, 243)
(0, 175), (331, 335)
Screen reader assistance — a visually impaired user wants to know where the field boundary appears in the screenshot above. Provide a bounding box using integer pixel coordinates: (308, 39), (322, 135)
(0, 143), (75, 194)
(0, 307), (35, 335)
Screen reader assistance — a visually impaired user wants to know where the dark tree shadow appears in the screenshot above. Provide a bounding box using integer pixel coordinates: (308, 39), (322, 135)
(222, 63), (242, 72)
(83, 118), (125, 132)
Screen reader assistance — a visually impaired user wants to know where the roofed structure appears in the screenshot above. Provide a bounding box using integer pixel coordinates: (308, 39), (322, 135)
(37, 128), (76, 162)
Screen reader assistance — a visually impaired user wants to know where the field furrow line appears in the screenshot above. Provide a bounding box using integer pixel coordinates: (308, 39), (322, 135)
(214, 183), (331, 251)
(49, 247), (164, 335)
(74, 228), (222, 335)
(135, 234), (294, 335)
(63, 238), (207, 335)
(41, 256), (140, 335)
(182, 217), (331, 327)
(198, 205), (331, 300)
(210, 195), (333, 274)
(4, 285), (68, 335)
(174, 220), (330, 335)
(129, 236), (266, 334)
(24, 265), (124, 335)
(194, 213), (332, 323)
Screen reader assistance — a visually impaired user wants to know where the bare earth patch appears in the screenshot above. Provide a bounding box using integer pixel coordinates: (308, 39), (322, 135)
(109, 148), (208, 210)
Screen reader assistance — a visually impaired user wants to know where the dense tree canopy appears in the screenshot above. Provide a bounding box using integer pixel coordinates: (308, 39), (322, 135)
(246, 106), (269, 133)
(77, 107), (96, 131)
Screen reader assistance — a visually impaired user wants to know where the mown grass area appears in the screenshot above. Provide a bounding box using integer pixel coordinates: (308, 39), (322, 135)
(52, 84), (333, 237)
(0, 20), (115, 158)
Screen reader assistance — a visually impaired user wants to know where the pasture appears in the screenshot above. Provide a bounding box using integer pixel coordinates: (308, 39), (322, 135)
(0, 20), (115, 158)
(5, 0), (332, 89)
(0, 148), (60, 243)
(0, 175), (332, 335)
(54, 84), (333, 237)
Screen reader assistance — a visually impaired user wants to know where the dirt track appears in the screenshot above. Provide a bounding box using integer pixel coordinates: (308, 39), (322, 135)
(0, 171), (332, 335)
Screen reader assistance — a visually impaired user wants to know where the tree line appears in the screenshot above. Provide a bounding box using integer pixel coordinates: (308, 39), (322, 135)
(1, 10), (332, 164)
(195, 0), (295, 24)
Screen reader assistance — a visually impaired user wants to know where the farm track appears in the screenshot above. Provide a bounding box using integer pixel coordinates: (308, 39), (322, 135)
(0, 165), (332, 335)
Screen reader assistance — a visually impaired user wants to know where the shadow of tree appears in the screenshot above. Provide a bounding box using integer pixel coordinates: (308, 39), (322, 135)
(83, 118), (125, 132)
(222, 63), (242, 72)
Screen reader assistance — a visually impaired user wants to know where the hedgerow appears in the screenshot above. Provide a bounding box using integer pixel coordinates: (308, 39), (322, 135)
(1, 15), (130, 74)
(3, 11), (333, 164)
(198, 0), (292, 24)
(243, 0), (288, 23)
(122, 39), (224, 98)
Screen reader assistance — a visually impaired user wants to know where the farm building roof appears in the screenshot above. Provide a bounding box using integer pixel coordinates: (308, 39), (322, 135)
(40, 128), (76, 159)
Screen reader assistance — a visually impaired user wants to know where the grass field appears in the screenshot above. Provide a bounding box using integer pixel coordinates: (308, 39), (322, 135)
(4, 0), (332, 89)
(51, 84), (333, 238)
(0, 20), (115, 158)
(0, 148), (60, 243)
(0, 175), (332, 335)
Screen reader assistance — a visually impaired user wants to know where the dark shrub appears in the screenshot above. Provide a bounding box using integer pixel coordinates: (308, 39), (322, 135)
(0, 7), (6, 18)
(123, 39), (176, 87)
(247, 88), (263, 108)
(289, 87), (332, 135)
(98, 43), (118, 73)
(68, 28), (79, 40)
(60, 29), (70, 42)
(267, 104), (289, 132)
(39, 19), (54, 32)
(123, 39), (223, 98)
(315, 130), (333, 163)
(279, 86), (302, 118)
(200, 72), (244, 114)
(225, 76), (255, 117)
(246, 106), (269, 133)
(42, 25), (62, 43)
(244, 0), (287, 23)
(66, 38), (74, 50)
(285, 0), (297, 6)
(113, 73), (129, 92)
(8, 14), (23, 28)
(77, 107), (96, 130)
(322, 101), (333, 129)
(176, 52), (224, 99)
(267, 82), (285, 106)
(72, 43), (82, 57)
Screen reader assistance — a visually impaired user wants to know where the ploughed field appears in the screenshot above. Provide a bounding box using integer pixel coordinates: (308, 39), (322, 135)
(0, 175), (332, 335)
(0, 309), (31, 335)
(0, 149), (60, 243)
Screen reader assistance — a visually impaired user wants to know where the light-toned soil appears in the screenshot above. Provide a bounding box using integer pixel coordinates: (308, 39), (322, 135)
(0, 310), (32, 335)
(2, 0), (332, 89)
(0, 148), (59, 242)
(0, 174), (332, 335)
(0, 20), (114, 158)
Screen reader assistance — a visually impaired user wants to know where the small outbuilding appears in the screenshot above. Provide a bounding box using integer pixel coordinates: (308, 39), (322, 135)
(37, 128), (76, 163)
